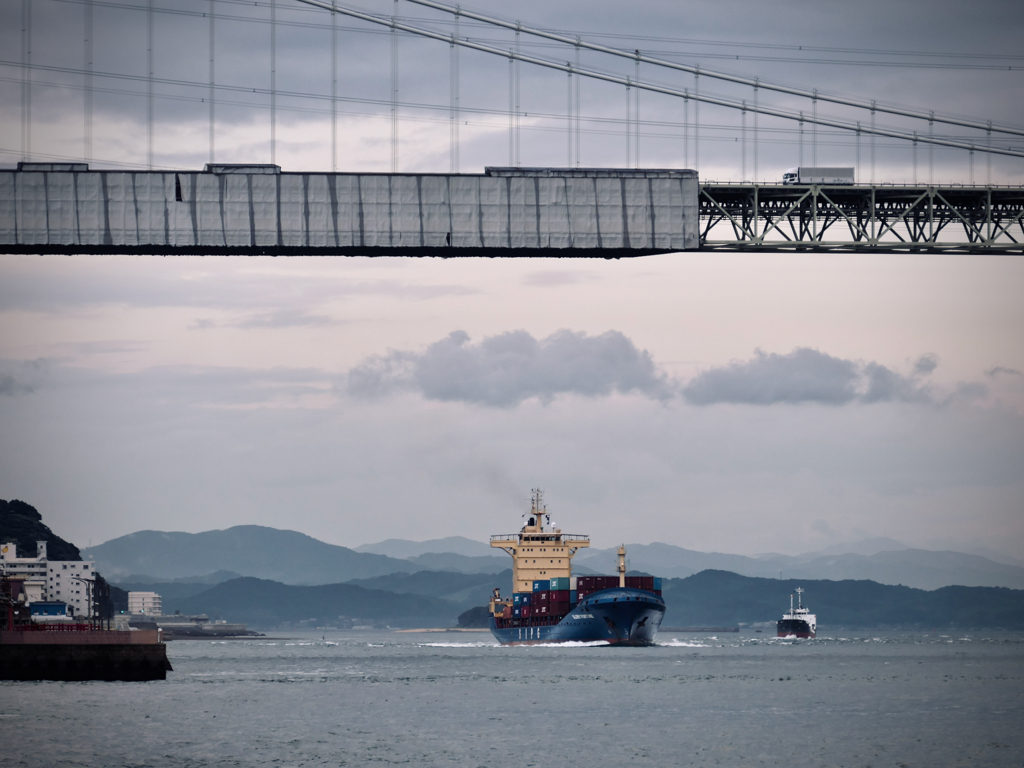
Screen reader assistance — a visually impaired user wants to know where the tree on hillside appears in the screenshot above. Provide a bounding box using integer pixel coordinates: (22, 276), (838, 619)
(0, 499), (82, 561)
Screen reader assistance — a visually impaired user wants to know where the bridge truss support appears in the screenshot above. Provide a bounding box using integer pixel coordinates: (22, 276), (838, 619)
(699, 184), (1024, 254)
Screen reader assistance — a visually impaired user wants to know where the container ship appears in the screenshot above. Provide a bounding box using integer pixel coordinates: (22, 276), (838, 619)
(776, 587), (816, 638)
(487, 491), (665, 646)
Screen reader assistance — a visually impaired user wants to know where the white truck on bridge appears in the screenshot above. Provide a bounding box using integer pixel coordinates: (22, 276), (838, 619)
(782, 167), (855, 185)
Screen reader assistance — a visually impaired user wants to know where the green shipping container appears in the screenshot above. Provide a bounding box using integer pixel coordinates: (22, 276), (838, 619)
(549, 577), (570, 590)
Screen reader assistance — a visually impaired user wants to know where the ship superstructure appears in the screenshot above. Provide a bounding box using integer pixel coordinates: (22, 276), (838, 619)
(777, 587), (817, 638)
(487, 490), (665, 646)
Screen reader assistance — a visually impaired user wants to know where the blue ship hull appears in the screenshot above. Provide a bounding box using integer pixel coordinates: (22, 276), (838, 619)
(490, 588), (665, 646)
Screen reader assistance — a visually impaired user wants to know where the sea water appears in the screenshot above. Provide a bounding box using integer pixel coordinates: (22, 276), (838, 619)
(2, 630), (1022, 767)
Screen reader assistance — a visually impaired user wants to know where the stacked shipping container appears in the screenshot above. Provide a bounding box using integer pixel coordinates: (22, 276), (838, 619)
(508, 575), (663, 621)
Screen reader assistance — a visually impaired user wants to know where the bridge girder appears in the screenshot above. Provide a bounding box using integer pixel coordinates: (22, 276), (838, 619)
(699, 183), (1024, 254)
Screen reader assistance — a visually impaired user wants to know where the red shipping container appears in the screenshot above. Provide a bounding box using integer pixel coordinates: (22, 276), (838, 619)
(521, 605), (531, 617)
(537, 591), (550, 602)
(626, 576), (655, 590)
(537, 605), (549, 615)
(551, 601), (570, 615)
(550, 590), (570, 601)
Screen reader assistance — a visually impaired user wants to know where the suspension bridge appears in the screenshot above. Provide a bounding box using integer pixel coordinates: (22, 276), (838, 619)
(3, 0), (1023, 254)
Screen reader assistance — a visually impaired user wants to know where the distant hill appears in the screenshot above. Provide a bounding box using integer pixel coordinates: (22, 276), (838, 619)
(166, 577), (461, 628)
(346, 569), (513, 609)
(803, 537), (909, 557)
(660, 570), (1024, 629)
(402, 552), (511, 574)
(758, 549), (1024, 591)
(355, 536), (496, 559)
(87, 526), (1024, 591)
(161, 569), (1024, 631)
(577, 542), (1024, 590)
(0, 499), (82, 561)
(82, 526), (415, 584)
(111, 574), (243, 603)
(116, 570), (242, 586)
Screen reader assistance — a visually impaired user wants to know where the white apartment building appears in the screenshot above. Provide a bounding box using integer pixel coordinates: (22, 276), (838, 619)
(128, 591), (162, 616)
(0, 541), (96, 618)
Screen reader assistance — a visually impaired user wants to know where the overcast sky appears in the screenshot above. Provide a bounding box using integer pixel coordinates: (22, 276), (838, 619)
(2, 0), (1023, 180)
(1, 0), (1023, 560)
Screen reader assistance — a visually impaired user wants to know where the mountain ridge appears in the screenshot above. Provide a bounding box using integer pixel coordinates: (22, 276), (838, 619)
(152, 569), (1024, 630)
(82, 525), (416, 584)
(85, 526), (1024, 590)
(576, 542), (1024, 590)
(660, 570), (1024, 629)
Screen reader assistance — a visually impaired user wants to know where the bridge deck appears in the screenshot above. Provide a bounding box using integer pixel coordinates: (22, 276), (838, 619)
(0, 165), (697, 257)
(1, 165), (1020, 255)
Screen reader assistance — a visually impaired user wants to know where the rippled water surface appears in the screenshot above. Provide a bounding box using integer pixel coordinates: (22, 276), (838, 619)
(2, 630), (1022, 767)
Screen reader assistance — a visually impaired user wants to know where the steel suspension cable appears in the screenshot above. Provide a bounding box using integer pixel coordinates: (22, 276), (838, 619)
(393, 0), (1024, 139)
(292, 0), (1024, 159)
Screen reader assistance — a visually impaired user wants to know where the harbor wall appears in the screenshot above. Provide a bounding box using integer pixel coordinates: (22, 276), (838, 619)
(0, 640), (172, 681)
(0, 628), (162, 644)
(0, 166), (699, 256)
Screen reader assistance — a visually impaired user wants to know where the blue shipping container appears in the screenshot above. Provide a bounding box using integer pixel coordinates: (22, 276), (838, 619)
(513, 607), (521, 617)
(653, 577), (662, 590)
(532, 580), (550, 592)
(569, 590), (578, 604)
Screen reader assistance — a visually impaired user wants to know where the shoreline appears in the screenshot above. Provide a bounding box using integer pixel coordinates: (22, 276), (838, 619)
(393, 628), (491, 633)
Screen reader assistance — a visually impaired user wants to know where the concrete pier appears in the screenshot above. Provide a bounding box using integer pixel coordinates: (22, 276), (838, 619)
(0, 629), (173, 681)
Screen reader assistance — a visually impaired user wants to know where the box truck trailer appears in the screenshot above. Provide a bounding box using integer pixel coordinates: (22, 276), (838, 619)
(782, 167), (855, 185)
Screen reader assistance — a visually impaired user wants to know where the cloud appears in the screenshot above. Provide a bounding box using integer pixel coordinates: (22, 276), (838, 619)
(0, 259), (479, 314)
(347, 336), (983, 410)
(191, 310), (344, 331)
(986, 366), (1022, 378)
(913, 354), (939, 376)
(683, 348), (862, 405)
(861, 362), (931, 404)
(522, 270), (597, 287)
(683, 348), (935, 406)
(0, 359), (48, 396)
(234, 310), (337, 329)
(347, 329), (674, 407)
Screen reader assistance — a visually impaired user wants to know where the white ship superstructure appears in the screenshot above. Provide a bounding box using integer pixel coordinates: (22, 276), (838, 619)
(777, 587), (816, 638)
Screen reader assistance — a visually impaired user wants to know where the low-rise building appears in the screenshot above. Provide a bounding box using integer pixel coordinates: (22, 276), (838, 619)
(0, 541), (96, 618)
(128, 591), (162, 616)
(30, 601), (74, 621)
